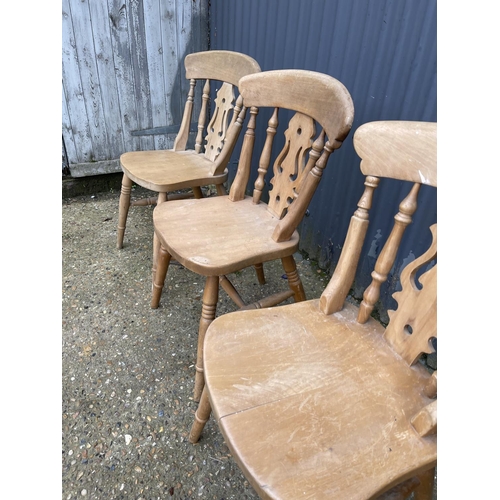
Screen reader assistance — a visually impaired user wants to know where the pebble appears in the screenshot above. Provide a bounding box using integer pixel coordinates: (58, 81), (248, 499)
(62, 191), (381, 500)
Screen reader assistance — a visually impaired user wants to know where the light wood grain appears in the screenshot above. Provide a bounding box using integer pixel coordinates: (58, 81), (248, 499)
(153, 196), (300, 276)
(238, 70), (354, 147)
(354, 121), (437, 186)
(116, 50), (261, 250)
(185, 50), (262, 86)
(152, 69), (355, 401)
(201, 300), (436, 499)
(188, 120), (437, 499)
(120, 150), (227, 191)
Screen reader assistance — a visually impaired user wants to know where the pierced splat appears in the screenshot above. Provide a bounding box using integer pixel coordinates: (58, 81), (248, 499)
(204, 82), (236, 162)
(384, 224), (437, 365)
(267, 112), (316, 219)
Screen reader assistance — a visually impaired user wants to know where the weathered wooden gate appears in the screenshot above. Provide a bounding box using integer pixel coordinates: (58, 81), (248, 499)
(62, 0), (208, 177)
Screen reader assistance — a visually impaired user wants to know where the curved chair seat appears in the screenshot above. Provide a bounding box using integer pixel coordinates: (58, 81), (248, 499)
(202, 299), (436, 500)
(188, 120), (438, 499)
(120, 150), (228, 192)
(152, 195), (299, 276)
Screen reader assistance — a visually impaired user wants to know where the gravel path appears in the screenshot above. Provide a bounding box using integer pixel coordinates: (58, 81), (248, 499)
(62, 187), (330, 500)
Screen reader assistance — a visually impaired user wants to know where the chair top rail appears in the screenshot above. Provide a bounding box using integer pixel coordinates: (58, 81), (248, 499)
(185, 50), (261, 87)
(239, 70), (354, 146)
(353, 121), (437, 187)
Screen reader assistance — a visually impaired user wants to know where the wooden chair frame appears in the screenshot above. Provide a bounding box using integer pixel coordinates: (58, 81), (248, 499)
(188, 120), (437, 500)
(151, 70), (355, 402)
(116, 50), (261, 281)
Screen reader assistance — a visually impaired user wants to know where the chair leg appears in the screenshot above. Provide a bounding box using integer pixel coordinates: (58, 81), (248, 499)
(151, 245), (172, 309)
(413, 467), (436, 500)
(216, 183), (227, 196)
(189, 386), (212, 443)
(151, 192), (168, 285)
(254, 262), (266, 284)
(281, 255), (306, 302)
(219, 275), (245, 308)
(193, 186), (204, 199)
(117, 174), (133, 249)
(193, 275), (219, 402)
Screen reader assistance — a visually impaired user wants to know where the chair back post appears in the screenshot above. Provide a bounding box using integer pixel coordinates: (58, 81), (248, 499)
(252, 108), (279, 204)
(173, 78), (196, 151)
(195, 79), (211, 153)
(319, 121), (437, 319)
(175, 50), (261, 161)
(238, 69), (355, 238)
(319, 175), (380, 314)
(228, 105), (258, 200)
(357, 182), (421, 323)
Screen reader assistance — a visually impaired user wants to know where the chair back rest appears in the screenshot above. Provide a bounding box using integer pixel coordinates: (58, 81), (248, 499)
(173, 50), (261, 175)
(319, 121), (437, 367)
(230, 70), (354, 242)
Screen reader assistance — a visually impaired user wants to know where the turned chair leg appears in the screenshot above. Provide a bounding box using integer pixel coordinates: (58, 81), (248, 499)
(254, 262), (266, 285)
(216, 183), (227, 196)
(193, 186), (204, 199)
(151, 244), (172, 309)
(151, 192), (168, 285)
(189, 386), (212, 443)
(193, 275), (219, 402)
(282, 255), (306, 302)
(117, 174), (133, 249)
(414, 467), (436, 500)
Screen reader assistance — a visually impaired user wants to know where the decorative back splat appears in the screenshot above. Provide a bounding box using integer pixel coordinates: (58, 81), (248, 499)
(384, 224), (437, 365)
(204, 82), (236, 162)
(267, 112), (316, 218)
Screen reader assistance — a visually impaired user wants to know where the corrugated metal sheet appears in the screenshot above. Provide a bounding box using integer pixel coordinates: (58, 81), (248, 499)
(62, 0), (209, 176)
(211, 0), (437, 315)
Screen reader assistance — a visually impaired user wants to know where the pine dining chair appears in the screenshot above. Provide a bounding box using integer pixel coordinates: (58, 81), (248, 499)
(189, 120), (437, 500)
(151, 69), (355, 402)
(116, 50), (261, 281)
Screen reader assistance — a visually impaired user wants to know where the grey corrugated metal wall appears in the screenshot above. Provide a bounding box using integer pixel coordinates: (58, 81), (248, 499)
(211, 0), (437, 317)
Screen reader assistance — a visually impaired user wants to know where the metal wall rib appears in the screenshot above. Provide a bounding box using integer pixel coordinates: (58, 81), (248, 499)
(211, 0), (437, 317)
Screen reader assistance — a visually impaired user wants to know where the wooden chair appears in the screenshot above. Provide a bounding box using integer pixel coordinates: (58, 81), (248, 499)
(189, 120), (437, 500)
(151, 70), (355, 402)
(116, 50), (261, 281)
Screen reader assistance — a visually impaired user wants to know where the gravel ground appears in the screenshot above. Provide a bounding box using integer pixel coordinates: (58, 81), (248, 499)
(62, 186), (331, 500)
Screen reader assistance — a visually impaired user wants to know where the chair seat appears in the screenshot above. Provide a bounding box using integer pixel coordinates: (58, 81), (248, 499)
(120, 150), (228, 192)
(203, 299), (436, 499)
(153, 196), (300, 276)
